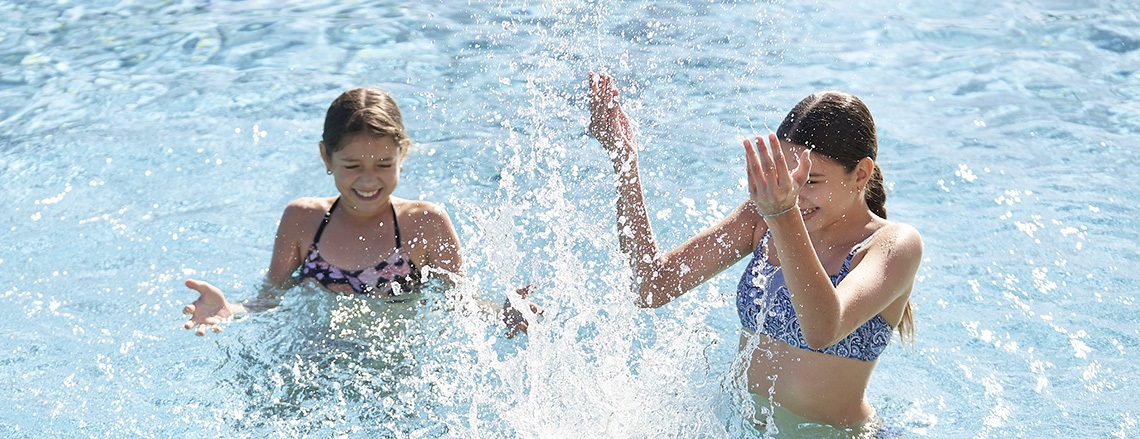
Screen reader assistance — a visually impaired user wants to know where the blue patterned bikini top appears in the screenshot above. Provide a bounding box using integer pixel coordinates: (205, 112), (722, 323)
(736, 230), (893, 362)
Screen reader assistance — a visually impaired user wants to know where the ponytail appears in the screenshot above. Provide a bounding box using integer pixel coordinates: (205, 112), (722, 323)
(866, 163), (887, 219)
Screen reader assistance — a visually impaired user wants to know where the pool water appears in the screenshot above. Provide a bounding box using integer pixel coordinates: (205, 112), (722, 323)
(2, 0), (1138, 437)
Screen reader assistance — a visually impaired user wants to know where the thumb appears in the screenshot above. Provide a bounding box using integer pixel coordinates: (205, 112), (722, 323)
(185, 279), (225, 301)
(790, 149), (813, 186)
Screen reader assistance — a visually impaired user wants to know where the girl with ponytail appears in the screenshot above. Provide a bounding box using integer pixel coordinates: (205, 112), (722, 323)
(590, 73), (923, 435)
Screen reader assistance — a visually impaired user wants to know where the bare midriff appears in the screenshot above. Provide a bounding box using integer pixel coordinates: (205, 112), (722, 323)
(739, 330), (878, 427)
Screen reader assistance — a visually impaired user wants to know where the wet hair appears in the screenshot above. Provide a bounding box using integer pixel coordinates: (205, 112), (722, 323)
(321, 87), (408, 157)
(776, 91), (914, 343)
(775, 91), (886, 219)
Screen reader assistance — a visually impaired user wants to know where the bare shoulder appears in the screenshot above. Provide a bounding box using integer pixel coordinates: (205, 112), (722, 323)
(393, 198), (460, 260)
(870, 221), (924, 261)
(281, 196), (332, 217)
(394, 198), (452, 224)
(392, 197), (444, 216)
(393, 197), (456, 240)
(278, 197), (335, 239)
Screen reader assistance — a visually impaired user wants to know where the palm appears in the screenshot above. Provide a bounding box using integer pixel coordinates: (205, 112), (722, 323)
(588, 72), (637, 158)
(743, 133), (812, 215)
(182, 279), (236, 336)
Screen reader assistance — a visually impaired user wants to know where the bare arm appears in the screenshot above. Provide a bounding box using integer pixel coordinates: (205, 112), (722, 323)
(743, 134), (922, 348)
(409, 200), (539, 336)
(408, 201), (465, 287)
(182, 199), (319, 334)
(589, 72), (759, 307)
(266, 200), (314, 289)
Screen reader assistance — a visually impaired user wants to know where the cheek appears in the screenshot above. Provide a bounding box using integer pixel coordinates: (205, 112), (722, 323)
(803, 188), (838, 204)
(383, 169), (401, 185)
(333, 171), (358, 186)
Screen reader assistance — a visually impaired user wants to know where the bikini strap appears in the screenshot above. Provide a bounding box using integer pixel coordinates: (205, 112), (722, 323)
(390, 202), (403, 249)
(758, 230), (772, 259)
(312, 197), (339, 245)
(839, 229), (881, 274)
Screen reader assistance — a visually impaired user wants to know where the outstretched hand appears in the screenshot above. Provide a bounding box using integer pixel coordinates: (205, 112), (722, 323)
(501, 284), (543, 339)
(588, 71), (637, 167)
(182, 279), (244, 336)
(742, 133), (813, 217)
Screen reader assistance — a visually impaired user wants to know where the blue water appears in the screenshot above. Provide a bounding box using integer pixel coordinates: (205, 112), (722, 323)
(2, 0), (1138, 437)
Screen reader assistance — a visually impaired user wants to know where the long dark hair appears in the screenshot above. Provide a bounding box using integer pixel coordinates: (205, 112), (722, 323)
(775, 91), (886, 219)
(775, 91), (913, 343)
(322, 88), (408, 156)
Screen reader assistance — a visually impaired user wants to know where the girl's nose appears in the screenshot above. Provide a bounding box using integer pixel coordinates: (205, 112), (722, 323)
(361, 166), (383, 180)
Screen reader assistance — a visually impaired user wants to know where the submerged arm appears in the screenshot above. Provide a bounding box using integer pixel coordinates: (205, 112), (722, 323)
(414, 201), (538, 337)
(182, 200), (313, 335)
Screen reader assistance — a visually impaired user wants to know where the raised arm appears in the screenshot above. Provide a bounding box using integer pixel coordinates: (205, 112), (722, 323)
(589, 72), (760, 307)
(743, 134), (922, 348)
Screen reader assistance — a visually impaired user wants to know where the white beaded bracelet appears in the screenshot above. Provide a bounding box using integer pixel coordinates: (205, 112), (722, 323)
(758, 205), (796, 218)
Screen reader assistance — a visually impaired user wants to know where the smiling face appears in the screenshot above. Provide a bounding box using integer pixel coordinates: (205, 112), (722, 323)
(776, 91), (887, 220)
(321, 131), (406, 214)
(782, 142), (872, 232)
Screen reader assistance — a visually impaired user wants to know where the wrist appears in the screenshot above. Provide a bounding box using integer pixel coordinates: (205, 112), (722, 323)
(758, 203), (797, 218)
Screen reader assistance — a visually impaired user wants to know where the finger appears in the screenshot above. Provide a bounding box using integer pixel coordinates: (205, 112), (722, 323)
(183, 304), (195, 315)
(790, 148), (813, 185)
(516, 321), (529, 334)
(742, 138), (763, 193)
(186, 279), (224, 300)
(603, 75), (619, 105)
(183, 319), (196, 330)
(204, 317), (220, 325)
(185, 279), (210, 296)
(505, 327), (518, 339)
(195, 325), (207, 336)
(756, 135), (776, 178)
(742, 138), (756, 196)
(769, 133), (791, 184)
(212, 324), (223, 333)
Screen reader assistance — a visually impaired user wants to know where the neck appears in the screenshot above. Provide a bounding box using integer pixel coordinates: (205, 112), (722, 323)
(338, 196), (395, 225)
(810, 207), (877, 250)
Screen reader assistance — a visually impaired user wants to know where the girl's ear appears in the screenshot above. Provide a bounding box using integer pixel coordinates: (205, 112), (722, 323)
(319, 142), (332, 172)
(399, 138), (412, 160)
(855, 157), (874, 188)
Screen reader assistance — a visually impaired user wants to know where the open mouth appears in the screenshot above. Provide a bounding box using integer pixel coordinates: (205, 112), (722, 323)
(354, 188), (381, 199)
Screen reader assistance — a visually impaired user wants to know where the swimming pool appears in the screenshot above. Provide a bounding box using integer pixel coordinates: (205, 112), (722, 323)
(2, 0), (1137, 436)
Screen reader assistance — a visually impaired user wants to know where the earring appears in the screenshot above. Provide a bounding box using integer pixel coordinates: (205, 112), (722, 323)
(326, 170), (332, 175)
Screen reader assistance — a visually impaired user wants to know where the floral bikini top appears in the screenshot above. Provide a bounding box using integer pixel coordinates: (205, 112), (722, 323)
(298, 198), (421, 296)
(736, 230), (893, 362)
